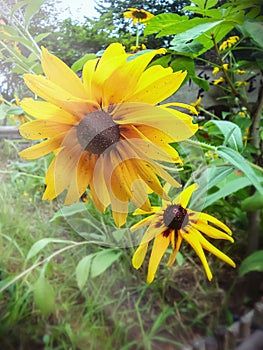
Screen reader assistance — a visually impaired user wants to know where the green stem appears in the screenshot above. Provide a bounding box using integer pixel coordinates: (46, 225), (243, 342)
(198, 107), (220, 120)
(184, 139), (263, 174)
(135, 22), (140, 46)
(0, 170), (44, 179)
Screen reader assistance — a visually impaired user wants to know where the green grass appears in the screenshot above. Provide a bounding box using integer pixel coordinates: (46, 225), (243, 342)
(0, 140), (242, 350)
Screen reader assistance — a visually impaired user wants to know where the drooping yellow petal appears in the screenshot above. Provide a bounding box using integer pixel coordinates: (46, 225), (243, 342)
(132, 242), (149, 269)
(121, 125), (180, 163)
(24, 74), (99, 117)
(147, 233), (170, 283)
(182, 227), (213, 281)
(197, 212), (232, 235)
(167, 234), (183, 267)
(92, 153), (111, 210)
(128, 70), (187, 105)
(20, 99), (78, 124)
(19, 133), (67, 160)
(197, 230), (236, 268)
(114, 102), (197, 142)
(19, 120), (71, 140)
(41, 47), (87, 99)
(82, 58), (99, 98)
(42, 144), (82, 200)
(64, 151), (93, 205)
(194, 221), (234, 242)
(173, 183), (198, 207)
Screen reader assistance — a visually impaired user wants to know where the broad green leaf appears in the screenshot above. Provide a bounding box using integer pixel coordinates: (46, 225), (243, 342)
(7, 106), (24, 116)
(241, 191), (263, 211)
(33, 274), (55, 316)
(10, 0), (27, 18)
(25, 0), (46, 27)
(205, 120), (243, 151)
(90, 249), (122, 278)
(170, 40), (204, 57)
(50, 202), (86, 221)
(71, 53), (97, 72)
(144, 13), (186, 36)
(216, 146), (263, 195)
(75, 254), (94, 290)
(239, 251), (263, 276)
(192, 76), (210, 91)
(206, 0), (219, 9)
(204, 176), (253, 208)
(170, 57), (195, 77)
(26, 238), (75, 260)
(240, 21), (263, 48)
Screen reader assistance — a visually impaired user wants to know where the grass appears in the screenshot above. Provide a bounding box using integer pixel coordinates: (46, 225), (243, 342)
(0, 139), (246, 350)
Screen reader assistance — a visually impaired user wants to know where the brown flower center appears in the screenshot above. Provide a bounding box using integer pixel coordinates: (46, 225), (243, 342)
(133, 10), (147, 19)
(76, 110), (120, 154)
(163, 204), (189, 230)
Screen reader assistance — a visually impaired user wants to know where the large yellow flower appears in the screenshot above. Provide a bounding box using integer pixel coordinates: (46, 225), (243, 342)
(124, 8), (154, 25)
(132, 184), (236, 283)
(19, 44), (197, 227)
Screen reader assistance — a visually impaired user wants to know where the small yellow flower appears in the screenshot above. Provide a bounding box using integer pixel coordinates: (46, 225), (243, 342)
(212, 66), (220, 75)
(213, 77), (224, 85)
(219, 36), (239, 51)
(131, 184), (236, 283)
(222, 63), (229, 70)
(235, 69), (246, 75)
(238, 111), (246, 118)
(124, 8), (154, 25)
(236, 81), (249, 87)
(130, 44), (147, 52)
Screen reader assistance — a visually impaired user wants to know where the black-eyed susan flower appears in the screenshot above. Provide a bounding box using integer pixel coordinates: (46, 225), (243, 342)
(124, 8), (154, 25)
(132, 184), (235, 283)
(219, 36), (239, 51)
(19, 44), (198, 227)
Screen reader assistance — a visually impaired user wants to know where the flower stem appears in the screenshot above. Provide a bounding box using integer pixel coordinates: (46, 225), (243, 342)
(135, 22), (140, 46)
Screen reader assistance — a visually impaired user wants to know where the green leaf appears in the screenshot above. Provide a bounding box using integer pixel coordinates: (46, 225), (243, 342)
(216, 146), (263, 195)
(170, 57), (195, 77)
(205, 120), (243, 151)
(26, 238), (75, 260)
(205, 0), (219, 9)
(90, 249), (122, 278)
(25, 0), (46, 28)
(71, 53), (97, 72)
(204, 176), (253, 208)
(241, 191), (263, 211)
(34, 32), (50, 42)
(33, 274), (55, 316)
(144, 13), (186, 36)
(50, 202), (87, 222)
(240, 20), (263, 48)
(192, 76), (210, 91)
(75, 254), (94, 290)
(239, 251), (263, 276)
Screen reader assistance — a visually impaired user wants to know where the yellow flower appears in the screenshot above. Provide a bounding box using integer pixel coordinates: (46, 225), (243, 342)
(212, 66), (220, 75)
(213, 77), (224, 85)
(124, 8), (154, 25)
(130, 44), (147, 52)
(132, 184), (235, 283)
(222, 63), (229, 70)
(19, 44), (198, 227)
(219, 36), (239, 51)
(236, 81), (249, 87)
(235, 69), (246, 75)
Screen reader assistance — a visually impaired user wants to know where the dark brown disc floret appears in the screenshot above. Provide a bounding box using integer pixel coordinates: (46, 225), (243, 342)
(76, 110), (120, 154)
(163, 204), (189, 230)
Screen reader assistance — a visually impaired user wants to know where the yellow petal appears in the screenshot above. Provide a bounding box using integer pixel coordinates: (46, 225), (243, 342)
(19, 120), (71, 140)
(132, 242), (149, 269)
(19, 132), (67, 160)
(64, 151), (94, 205)
(92, 153), (111, 210)
(167, 234), (183, 267)
(121, 125), (180, 163)
(24, 74), (99, 117)
(197, 212), (232, 235)
(41, 47), (87, 99)
(147, 233), (170, 283)
(194, 221), (234, 242)
(20, 99), (78, 124)
(82, 58), (99, 98)
(114, 102), (197, 142)
(196, 230), (236, 268)
(173, 183), (198, 207)
(130, 215), (155, 232)
(182, 227), (213, 281)
(128, 70), (187, 105)
(42, 144), (82, 200)
(110, 150), (132, 201)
